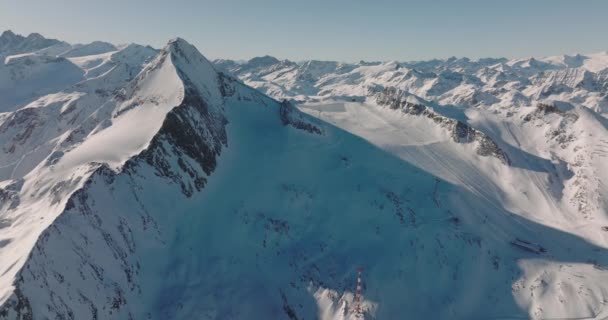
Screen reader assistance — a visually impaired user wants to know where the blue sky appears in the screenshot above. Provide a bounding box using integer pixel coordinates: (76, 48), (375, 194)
(1, 0), (607, 61)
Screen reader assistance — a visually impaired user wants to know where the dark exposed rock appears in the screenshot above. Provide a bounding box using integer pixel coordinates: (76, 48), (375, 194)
(218, 72), (237, 97)
(0, 108), (41, 154)
(0, 180), (23, 211)
(129, 77), (227, 197)
(1, 46), (231, 319)
(510, 238), (547, 255)
(0, 288), (33, 320)
(279, 100), (322, 135)
(523, 103), (571, 122)
(537, 103), (563, 115)
(280, 290), (299, 320)
(523, 103), (579, 149)
(376, 87), (510, 165)
(0, 81), (227, 317)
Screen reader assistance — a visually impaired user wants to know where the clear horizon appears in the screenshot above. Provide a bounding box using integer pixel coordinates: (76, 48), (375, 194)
(1, 0), (607, 62)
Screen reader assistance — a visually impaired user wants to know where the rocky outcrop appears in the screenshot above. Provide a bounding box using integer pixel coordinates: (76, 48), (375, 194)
(376, 87), (510, 165)
(133, 80), (227, 197)
(523, 103), (564, 121)
(0, 40), (229, 319)
(279, 100), (322, 135)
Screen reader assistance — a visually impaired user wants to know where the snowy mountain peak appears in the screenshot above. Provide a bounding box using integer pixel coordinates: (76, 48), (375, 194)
(165, 37), (214, 68)
(59, 41), (117, 58)
(160, 37), (222, 104)
(0, 30), (62, 56)
(0, 30), (16, 39)
(0, 35), (233, 317)
(25, 33), (45, 41)
(247, 55), (281, 66)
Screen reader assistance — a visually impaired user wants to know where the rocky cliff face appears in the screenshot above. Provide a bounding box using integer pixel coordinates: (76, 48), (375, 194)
(376, 87), (510, 165)
(0, 74), (228, 320)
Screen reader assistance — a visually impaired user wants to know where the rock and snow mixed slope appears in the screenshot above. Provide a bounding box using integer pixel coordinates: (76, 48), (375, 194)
(219, 50), (608, 228)
(0, 31), (156, 112)
(219, 49), (608, 318)
(1, 30), (608, 320)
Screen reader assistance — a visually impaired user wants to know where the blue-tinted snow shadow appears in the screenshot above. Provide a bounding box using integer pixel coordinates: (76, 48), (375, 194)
(151, 104), (608, 320)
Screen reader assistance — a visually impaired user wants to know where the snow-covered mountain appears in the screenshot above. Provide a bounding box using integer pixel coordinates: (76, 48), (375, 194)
(218, 52), (608, 221)
(1, 30), (608, 320)
(0, 31), (66, 57)
(216, 50), (608, 318)
(216, 51), (608, 116)
(0, 31), (157, 113)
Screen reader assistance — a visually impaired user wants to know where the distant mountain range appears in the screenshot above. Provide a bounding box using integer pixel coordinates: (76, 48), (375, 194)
(214, 50), (608, 116)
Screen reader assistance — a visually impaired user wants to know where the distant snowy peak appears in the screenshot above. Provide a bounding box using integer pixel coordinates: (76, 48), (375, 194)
(531, 68), (604, 91)
(67, 43), (157, 81)
(59, 41), (117, 58)
(163, 37), (223, 104)
(246, 55), (281, 67)
(540, 52), (608, 72)
(0, 30), (160, 111)
(0, 30), (127, 60)
(215, 49), (608, 114)
(0, 54), (85, 112)
(215, 55), (297, 78)
(112, 43), (158, 62)
(0, 30), (64, 56)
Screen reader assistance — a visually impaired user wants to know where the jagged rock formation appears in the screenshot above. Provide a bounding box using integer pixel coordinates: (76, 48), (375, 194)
(279, 100), (322, 134)
(376, 87), (510, 165)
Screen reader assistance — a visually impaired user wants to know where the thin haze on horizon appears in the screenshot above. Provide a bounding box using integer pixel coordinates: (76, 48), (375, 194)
(1, 0), (607, 62)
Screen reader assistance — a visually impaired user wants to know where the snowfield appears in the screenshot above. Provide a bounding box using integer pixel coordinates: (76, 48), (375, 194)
(0, 30), (608, 319)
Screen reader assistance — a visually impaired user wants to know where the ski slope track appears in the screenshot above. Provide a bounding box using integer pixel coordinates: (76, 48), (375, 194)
(0, 30), (608, 319)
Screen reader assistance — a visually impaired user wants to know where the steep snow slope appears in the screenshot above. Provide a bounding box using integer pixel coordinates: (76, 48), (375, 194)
(222, 52), (608, 230)
(0, 32), (157, 181)
(59, 41), (117, 58)
(299, 97), (608, 244)
(0, 31), (142, 112)
(223, 50), (608, 319)
(0, 55), (85, 111)
(0, 38), (192, 308)
(67, 44), (157, 80)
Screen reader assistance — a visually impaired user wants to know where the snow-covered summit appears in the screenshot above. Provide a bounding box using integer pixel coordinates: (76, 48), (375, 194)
(0, 36), (230, 316)
(0, 30), (64, 57)
(59, 41), (117, 58)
